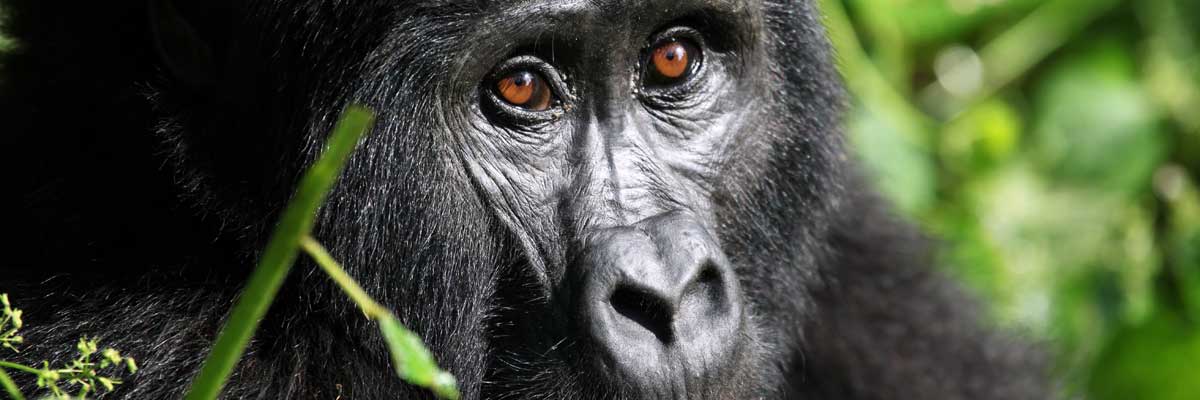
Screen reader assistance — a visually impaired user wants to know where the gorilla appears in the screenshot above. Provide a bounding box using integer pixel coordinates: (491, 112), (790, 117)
(1, 0), (1049, 399)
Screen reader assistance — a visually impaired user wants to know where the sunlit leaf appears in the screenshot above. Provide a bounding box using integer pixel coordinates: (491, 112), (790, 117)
(379, 316), (460, 400)
(941, 99), (1021, 175)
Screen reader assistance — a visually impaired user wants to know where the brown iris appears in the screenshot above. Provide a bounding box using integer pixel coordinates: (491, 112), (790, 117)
(648, 37), (700, 85)
(496, 71), (553, 111)
(653, 41), (689, 78)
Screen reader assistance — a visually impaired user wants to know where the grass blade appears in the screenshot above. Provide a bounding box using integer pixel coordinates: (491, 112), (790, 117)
(0, 368), (24, 400)
(183, 106), (375, 400)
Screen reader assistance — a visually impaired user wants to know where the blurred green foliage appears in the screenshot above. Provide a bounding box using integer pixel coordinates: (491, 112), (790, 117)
(821, 0), (1200, 397)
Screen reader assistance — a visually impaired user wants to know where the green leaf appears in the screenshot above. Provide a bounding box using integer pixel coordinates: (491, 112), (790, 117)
(301, 237), (459, 399)
(97, 377), (114, 392)
(379, 316), (460, 400)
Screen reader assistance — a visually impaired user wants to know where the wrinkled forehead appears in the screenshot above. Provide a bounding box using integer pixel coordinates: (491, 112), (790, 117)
(475, 0), (756, 24)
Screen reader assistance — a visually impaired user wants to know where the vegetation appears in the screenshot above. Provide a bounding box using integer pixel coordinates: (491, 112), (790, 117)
(0, 108), (456, 400)
(1, 294), (138, 400)
(821, 0), (1200, 398)
(182, 106), (458, 400)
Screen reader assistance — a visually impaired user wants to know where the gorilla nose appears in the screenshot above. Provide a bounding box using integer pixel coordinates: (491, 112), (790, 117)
(578, 213), (744, 381)
(604, 257), (732, 344)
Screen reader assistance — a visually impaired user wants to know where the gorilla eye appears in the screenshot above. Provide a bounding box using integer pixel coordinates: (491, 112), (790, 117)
(496, 70), (553, 111)
(647, 38), (701, 85)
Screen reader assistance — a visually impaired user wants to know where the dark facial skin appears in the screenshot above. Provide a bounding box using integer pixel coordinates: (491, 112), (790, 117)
(441, 1), (777, 396)
(2, 0), (1050, 399)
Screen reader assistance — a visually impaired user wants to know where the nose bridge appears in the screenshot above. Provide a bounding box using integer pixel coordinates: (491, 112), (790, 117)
(641, 214), (721, 288)
(564, 11), (673, 228)
(587, 225), (677, 300)
(573, 114), (673, 229)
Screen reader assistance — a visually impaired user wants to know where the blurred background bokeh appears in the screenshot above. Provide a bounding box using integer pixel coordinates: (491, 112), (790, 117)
(819, 0), (1200, 398)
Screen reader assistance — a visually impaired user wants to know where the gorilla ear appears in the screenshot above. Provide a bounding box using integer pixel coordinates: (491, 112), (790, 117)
(147, 0), (233, 90)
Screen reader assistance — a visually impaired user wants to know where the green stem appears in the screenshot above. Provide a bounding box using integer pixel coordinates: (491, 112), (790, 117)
(0, 361), (39, 375)
(851, 1), (911, 91)
(183, 106), (375, 400)
(0, 367), (24, 400)
(300, 236), (459, 399)
(299, 236), (389, 319)
(978, 0), (1120, 95)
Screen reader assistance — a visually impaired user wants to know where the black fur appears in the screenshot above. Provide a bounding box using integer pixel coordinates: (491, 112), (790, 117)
(1, 1), (1048, 398)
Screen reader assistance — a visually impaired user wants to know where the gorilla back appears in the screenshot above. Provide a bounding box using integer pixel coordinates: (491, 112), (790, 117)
(2, 0), (1049, 398)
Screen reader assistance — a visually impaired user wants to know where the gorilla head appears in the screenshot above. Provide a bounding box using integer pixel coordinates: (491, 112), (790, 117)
(2, 0), (1044, 399)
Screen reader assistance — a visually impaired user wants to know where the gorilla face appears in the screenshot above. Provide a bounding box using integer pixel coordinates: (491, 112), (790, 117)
(445, 3), (768, 397)
(418, 2), (844, 398)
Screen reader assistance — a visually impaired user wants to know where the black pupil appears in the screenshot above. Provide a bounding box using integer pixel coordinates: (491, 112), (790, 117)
(514, 72), (532, 87)
(666, 47), (682, 61)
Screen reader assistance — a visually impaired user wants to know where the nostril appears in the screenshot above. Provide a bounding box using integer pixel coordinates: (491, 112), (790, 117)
(609, 286), (674, 344)
(697, 263), (723, 302)
(680, 261), (729, 320)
